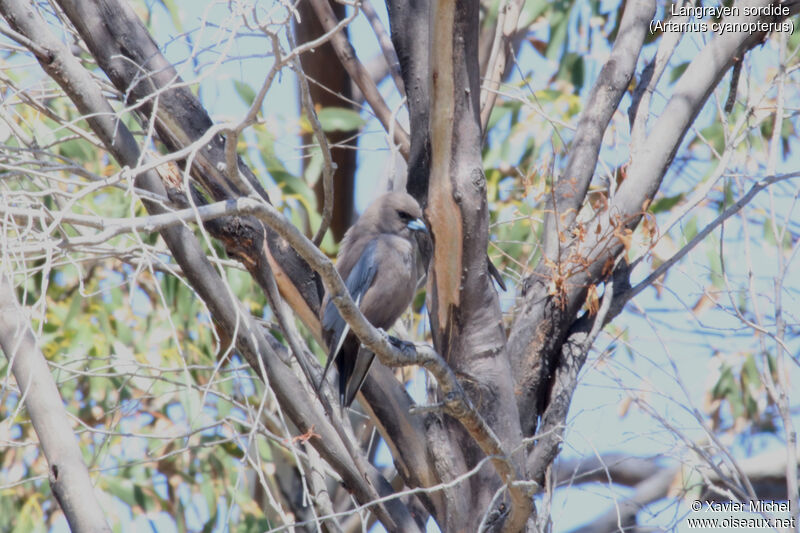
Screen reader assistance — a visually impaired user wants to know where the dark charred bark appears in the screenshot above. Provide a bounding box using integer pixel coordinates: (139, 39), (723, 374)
(386, 0), (432, 204)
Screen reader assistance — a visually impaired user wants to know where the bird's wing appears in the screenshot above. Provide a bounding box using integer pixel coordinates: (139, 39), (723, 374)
(321, 240), (378, 385)
(340, 237), (416, 406)
(343, 345), (375, 408)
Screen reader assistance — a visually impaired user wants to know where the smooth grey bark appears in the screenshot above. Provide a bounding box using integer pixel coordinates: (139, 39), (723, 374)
(0, 274), (112, 533)
(417, 0), (530, 530)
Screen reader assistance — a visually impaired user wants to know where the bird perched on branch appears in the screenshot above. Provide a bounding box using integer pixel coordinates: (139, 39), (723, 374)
(321, 191), (429, 407)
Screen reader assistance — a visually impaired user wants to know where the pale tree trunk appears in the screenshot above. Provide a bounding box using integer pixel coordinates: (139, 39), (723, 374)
(0, 275), (111, 533)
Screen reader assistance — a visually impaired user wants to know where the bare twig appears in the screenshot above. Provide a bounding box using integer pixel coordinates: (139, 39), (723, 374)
(763, 30), (799, 522)
(624, 172), (800, 306)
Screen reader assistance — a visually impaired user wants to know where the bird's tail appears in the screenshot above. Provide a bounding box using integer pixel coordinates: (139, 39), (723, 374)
(342, 346), (375, 408)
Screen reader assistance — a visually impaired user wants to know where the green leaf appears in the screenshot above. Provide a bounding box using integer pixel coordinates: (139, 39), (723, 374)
(762, 220), (794, 251)
(303, 146), (324, 185)
(681, 216), (699, 243)
(711, 365), (735, 400)
(233, 81), (256, 108)
(105, 477), (137, 506)
(134, 484), (148, 510)
(316, 107), (365, 132)
(519, 0), (549, 27)
(201, 508), (219, 533)
(58, 138), (93, 162)
(12, 496), (45, 533)
(695, 122), (725, 154)
(650, 193), (684, 214)
(486, 102), (514, 134)
(669, 62), (690, 83)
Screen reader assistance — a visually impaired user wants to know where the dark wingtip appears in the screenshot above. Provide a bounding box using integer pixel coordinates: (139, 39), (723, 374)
(487, 257), (507, 291)
(338, 359), (351, 407)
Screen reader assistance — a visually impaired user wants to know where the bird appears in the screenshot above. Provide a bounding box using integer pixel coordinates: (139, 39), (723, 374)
(320, 191), (429, 408)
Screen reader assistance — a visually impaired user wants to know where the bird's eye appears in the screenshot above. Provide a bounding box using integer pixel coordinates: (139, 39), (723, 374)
(398, 211), (412, 221)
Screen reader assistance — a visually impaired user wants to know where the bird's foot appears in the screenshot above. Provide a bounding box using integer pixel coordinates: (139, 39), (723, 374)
(377, 329), (418, 359)
(388, 335), (417, 359)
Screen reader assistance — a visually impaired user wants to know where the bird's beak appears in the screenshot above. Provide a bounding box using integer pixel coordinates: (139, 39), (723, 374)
(407, 218), (428, 233)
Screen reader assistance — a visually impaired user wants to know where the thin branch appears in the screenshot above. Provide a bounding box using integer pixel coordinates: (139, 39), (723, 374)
(623, 172), (800, 307)
(0, 22), (51, 59)
(256, 245), (345, 533)
(764, 30), (799, 521)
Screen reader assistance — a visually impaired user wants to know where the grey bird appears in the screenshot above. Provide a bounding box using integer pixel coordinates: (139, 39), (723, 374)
(321, 192), (428, 407)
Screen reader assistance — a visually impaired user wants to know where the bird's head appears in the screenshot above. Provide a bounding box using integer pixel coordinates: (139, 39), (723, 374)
(367, 191), (428, 238)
